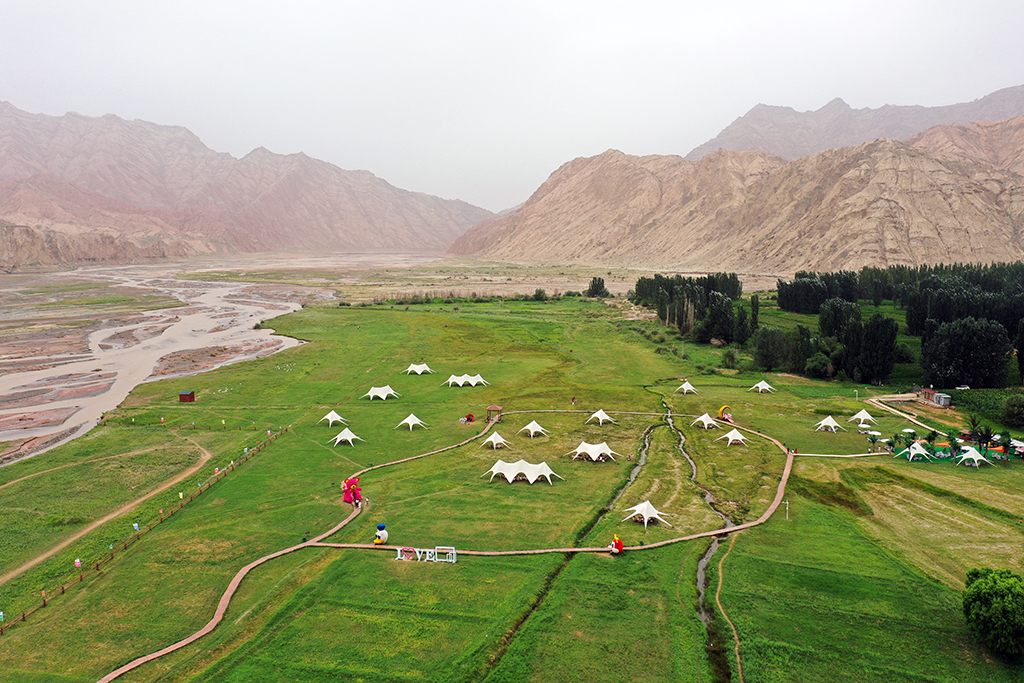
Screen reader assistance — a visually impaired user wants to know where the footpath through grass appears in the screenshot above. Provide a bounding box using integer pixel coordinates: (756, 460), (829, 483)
(0, 297), (1022, 682)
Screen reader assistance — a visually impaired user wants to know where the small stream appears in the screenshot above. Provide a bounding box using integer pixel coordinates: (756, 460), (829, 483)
(662, 407), (736, 627)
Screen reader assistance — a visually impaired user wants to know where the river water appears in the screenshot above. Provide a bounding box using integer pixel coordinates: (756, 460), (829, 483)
(0, 264), (313, 461)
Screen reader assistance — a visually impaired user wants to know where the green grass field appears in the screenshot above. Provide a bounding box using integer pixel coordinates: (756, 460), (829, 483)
(0, 296), (1022, 682)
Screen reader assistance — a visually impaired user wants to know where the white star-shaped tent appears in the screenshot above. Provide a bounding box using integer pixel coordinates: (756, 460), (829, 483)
(814, 415), (846, 432)
(317, 410), (347, 426)
(676, 381), (697, 394)
(956, 446), (992, 467)
(848, 409), (876, 424)
(518, 420), (549, 437)
(567, 441), (621, 461)
(622, 500), (673, 528)
(716, 429), (748, 446)
(362, 385), (400, 401)
(748, 380), (775, 393)
(395, 414), (428, 430)
(691, 413), (719, 430)
(481, 459), (563, 485)
(481, 432), (511, 449)
(330, 428), (364, 446)
(586, 409), (616, 425)
(896, 441), (932, 461)
(404, 363), (435, 374)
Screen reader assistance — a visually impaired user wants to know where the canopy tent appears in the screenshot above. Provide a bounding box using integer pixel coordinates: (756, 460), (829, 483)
(481, 432), (511, 449)
(676, 381), (697, 394)
(716, 429), (748, 446)
(362, 385), (400, 401)
(748, 380), (775, 393)
(691, 413), (720, 430)
(395, 414), (428, 430)
(317, 410), (347, 426)
(586, 409), (616, 425)
(896, 441), (933, 461)
(444, 373), (489, 387)
(481, 459), (563, 485)
(518, 420), (550, 437)
(622, 500), (673, 528)
(330, 428), (364, 446)
(848, 409), (876, 424)
(404, 363), (435, 375)
(567, 441), (621, 461)
(956, 446), (993, 467)
(814, 415), (846, 432)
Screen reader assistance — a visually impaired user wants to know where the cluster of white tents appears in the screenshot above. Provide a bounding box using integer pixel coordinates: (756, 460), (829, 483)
(482, 459), (563, 485)
(445, 374), (489, 387)
(678, 378), (775, 394)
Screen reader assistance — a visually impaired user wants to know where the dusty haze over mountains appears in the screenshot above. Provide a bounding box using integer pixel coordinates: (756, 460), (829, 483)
(4, 85), (1024, 275)
(0, 102), (492, 269)
(685, 85), (1024, 162)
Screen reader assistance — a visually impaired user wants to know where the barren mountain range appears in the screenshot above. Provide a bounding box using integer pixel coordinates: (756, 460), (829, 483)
(4, 87), (1024, 275)
(685, 84), (1024, 162)
(0, 102), (492, 269)
(450, 120), (1024, 275)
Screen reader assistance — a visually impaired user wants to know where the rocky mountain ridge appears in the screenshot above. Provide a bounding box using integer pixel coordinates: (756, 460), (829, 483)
(685, 84), (1024, 162)
(0, 102), (492, 268)
(450, 130), (1024, 276)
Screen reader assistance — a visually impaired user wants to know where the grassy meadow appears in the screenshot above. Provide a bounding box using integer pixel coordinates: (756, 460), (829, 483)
(0, 294), (1022, 682)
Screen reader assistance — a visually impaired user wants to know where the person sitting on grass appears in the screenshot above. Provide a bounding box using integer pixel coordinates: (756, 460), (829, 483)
(374, 524), (389, 545)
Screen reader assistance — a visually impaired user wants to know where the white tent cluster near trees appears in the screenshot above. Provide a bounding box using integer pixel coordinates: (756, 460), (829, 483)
(896, 442), (933, 461)
(622, 500), (673, 528)
(482, 459), (563, 485)
(956, 446), (993, 467)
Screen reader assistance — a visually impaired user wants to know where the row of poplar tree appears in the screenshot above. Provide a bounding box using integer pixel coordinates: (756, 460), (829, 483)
(632, 262), (1024, 388)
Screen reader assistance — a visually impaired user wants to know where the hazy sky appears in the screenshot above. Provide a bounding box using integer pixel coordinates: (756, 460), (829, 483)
(3, 1), (1023, 212)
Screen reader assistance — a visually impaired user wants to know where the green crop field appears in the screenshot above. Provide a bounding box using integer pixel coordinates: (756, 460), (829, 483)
(0, 296), (1022, 682)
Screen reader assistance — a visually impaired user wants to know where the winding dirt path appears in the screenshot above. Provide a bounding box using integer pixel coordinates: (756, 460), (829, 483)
(0, 433), (212, 588)
(94, 411), (794, 682)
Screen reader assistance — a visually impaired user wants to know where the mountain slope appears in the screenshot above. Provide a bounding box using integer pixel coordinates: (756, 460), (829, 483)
(450, 141), (1024, 275)
(0, 102), (492, 266)
(685, 84), (1024, 162)
(907, 116), (1024, 175)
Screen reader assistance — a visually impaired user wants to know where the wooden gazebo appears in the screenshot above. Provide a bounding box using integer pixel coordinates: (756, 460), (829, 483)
(486, 405), (503, 423)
